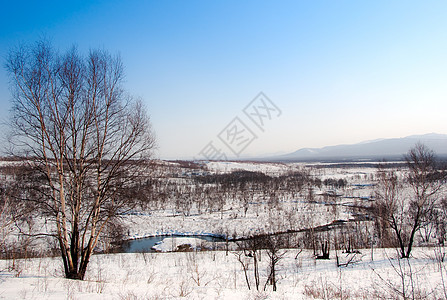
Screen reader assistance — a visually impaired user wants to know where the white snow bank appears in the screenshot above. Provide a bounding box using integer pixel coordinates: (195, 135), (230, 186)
(152, 237), (213, 252)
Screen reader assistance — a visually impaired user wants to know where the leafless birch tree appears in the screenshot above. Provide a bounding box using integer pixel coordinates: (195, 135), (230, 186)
(5, 40), (156, 279)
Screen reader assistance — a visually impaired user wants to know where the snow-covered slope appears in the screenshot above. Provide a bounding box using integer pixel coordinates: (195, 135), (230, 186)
(0, 248), (443, 299)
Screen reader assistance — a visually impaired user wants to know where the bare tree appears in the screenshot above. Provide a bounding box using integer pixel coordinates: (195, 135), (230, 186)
(233, 250), (251, 290)
(234, 236), (262, 291)
(374, 144), (442, 258)
(404, 143), (443, 254)
(263, 235), (287, 292)
(374, 166), (405, 252)
(5, 40), (156, 279)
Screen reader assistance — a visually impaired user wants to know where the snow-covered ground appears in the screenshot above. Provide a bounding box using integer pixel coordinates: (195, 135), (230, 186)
(1, 160), (390, 252)
(122, 197), (354, 241)
(2, 159), (438, 299)
(151, 237), (216, 252)
(0, 247), (445, 299)
(205, 161), (292, 175)
(121, 161), (383, 240)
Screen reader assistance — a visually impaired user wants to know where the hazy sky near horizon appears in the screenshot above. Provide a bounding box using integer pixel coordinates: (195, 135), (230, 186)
(1, 1), (447, 159)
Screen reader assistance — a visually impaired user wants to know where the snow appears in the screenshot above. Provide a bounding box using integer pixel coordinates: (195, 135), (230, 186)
(0, 248), (445, 299)
(1, 159), (442, 298)
(2, 160), (381, 252)
(121, 197), (353, 242)
(205, 161), (291, 175)
(151, 237), (215, 252)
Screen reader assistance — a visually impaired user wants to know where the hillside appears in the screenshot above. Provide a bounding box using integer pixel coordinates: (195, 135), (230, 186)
(275, 133), (447, 161)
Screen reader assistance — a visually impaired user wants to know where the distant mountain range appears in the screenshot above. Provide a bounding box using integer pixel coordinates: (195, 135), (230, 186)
(271, 133), (447, 162)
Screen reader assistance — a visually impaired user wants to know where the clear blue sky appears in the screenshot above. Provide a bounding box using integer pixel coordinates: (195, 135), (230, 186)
(1, 1), (447, 159)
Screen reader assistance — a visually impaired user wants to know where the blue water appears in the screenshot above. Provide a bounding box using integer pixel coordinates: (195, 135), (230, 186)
(121, 235), (225, 253)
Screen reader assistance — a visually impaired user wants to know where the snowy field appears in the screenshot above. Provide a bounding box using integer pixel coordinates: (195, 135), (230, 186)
(0, 247), (445, 299)
(2, 159), (444, 299)
(121, 160), (380, 241)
